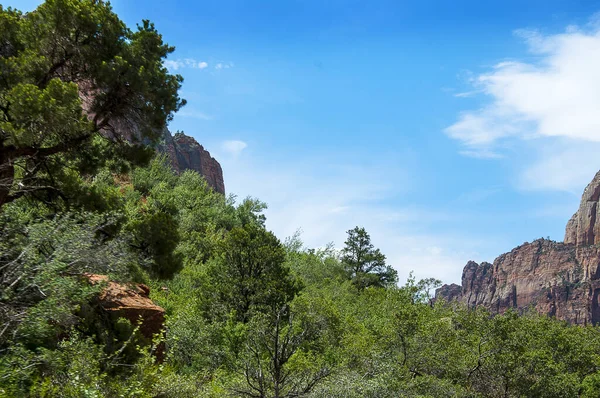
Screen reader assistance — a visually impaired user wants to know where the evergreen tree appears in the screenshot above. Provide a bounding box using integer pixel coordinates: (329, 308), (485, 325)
(341, 226), (398, 289)
(0, 0), (185, 207)
(209, 223), (301, 323)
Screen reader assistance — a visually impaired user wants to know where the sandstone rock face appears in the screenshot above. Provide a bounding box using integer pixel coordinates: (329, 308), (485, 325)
(435, 283), (462, 303)
(565, 170), (600, 246)
(436, 171), (600, 325)
(87, 274), (165, 340)
(158, 130), (225, 194)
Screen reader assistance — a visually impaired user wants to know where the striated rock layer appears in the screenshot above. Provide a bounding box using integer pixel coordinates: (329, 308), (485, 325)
(158, 129), (225, 194)
(436, 170), (600, 325)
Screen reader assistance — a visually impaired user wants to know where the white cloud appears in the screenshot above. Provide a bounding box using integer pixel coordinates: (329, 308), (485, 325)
(459, 149), (503, 159)
(221, 140), (248, 157)
(176, 109), (212, 120)
(518, 139), (600, 192)
(454, 90), (482, 98)
(164, 60), (182, 71)
(329, 206), (350, 214)
(455, 187), (501, 204)
(164, 58), (209, 72)
(215, 62), (234, 70)
(446, 15), (600, 190)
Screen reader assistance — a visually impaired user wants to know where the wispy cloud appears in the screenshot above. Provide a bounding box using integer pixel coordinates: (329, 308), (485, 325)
(453, 90), (482, 98)
(458, 149), (503, 159)
(446, 14), (600, 190)
(217, 148), (491, 285)
(455, 187), (501, 204)
(176, 109), (213, 120)
(164, 58), (209, 72)
(215, 62), (234, 70)
(518, 139), (600, 192)
(221, 140), (248, 157)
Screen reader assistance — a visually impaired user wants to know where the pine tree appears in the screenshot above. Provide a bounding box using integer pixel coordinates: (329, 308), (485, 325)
(341, 226), (398, 289)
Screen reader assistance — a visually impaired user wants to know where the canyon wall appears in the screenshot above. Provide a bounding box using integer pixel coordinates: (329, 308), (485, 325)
(436, 170), (600, 325)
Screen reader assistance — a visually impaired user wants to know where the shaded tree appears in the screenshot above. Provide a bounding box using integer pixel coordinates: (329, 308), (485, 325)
(209, 224), (301, 323)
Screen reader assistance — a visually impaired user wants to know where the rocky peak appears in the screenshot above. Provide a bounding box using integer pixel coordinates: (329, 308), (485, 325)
(565, 170), (600, 246)
(158, 129), (225, 194)
(435, 283), (462, 302)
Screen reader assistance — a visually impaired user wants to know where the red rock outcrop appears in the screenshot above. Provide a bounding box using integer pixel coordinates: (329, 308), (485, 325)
(87, 274), (165, 340)
(158, 130), (225, 194)
(435, 283), (462, 303)
(565, 171), (600, 246)
(436, 170), (600, 325)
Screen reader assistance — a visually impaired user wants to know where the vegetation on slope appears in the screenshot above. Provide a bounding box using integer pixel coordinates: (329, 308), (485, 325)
(2, 1), (600, 397)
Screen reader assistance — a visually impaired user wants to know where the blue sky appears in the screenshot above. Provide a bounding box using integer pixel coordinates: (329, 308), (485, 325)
(10, 0), (600, 284)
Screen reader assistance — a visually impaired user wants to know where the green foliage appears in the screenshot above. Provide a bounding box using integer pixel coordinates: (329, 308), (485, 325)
(341, 226), (398, 289)
(3, 2), (600, 398)
(0, 211), (139, 349)
(124, 203), (182, 279)
(230, 297), (338, 398)
(0, 0), (184, 208)
(130, 156), (237, 270)
(207, 223), (301, 323)
(285, 235), (346, 288)
(4, 157), (600, 398)
(0, 333), (202, 397)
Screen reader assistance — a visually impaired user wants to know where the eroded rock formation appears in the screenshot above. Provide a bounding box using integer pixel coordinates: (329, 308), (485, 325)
(87, 274), (165, 340)
(565, 171), (600, 246)
(436, 170), (600, 325)
(158, 129), (225, 194)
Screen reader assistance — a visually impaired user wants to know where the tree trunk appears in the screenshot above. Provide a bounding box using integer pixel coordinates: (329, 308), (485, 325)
(0, 151), (14, 208)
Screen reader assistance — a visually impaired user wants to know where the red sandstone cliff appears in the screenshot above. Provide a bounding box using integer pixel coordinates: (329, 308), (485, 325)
(436, 170), (600, 325)
(565, 171), (600, 246)
(86, 274), (166, 360)
(158, 129), (225, 194)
